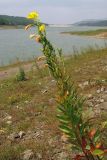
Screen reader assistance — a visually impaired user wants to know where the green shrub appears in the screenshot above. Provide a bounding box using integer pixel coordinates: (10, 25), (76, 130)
(16, 67), (26, 81)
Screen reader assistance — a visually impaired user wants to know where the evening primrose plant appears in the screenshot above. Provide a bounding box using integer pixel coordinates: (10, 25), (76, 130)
(26, 11), (106, 160)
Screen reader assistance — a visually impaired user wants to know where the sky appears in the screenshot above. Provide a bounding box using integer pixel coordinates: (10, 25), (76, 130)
(0, 0), (107, 24)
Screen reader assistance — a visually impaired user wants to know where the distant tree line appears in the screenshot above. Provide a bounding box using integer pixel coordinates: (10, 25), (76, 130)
(0, 15), (33, 25)
(74, 20), (107, 26)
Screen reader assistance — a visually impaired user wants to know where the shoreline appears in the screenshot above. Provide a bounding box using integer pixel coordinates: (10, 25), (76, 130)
(0, 25), (25, 30)
(61, 29), (107, 39)
(61, 32), (107, 39)
(0, 47), (107, 80)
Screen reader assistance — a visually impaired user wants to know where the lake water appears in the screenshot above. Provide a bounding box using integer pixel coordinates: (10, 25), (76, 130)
(0, 26), (107, 66)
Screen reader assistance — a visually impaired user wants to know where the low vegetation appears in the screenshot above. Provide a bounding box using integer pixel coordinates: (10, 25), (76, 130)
(16, 67), (26, 81)
(61, 29), (107, 38)
(0, 36), (107, 160)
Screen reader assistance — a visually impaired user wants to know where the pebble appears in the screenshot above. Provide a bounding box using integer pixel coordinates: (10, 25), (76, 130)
(101, 86), (105, 92)
(56, 151), (68, 160)
(87, 94), (93, 99)
(22, 149), (34, 160)
(41, 89), (48, 94)
(25, 101), (29, 104)
(4, 115), (12, 121)
(19, 131), (26, 139)
(78, 83), (84, 89)
(100, 99), (104, 103)
(6, 120), (12, 125)
(8, 133), (19, 141)
(38, 82), (41, 85)
(83, 81), (89, 86)
(36, 153), (42, 159)
(96, 89), (101, 94)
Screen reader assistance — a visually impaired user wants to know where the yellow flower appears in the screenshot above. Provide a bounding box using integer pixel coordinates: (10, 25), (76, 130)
(27, 11), (39, 20)
(39, 24), (46, 32)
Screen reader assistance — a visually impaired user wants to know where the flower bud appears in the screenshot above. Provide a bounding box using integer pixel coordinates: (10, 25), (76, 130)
(35, 35), (41, 43)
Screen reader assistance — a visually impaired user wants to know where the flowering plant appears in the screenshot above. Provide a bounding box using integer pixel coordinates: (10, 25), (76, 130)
(26, 11), (106, 160)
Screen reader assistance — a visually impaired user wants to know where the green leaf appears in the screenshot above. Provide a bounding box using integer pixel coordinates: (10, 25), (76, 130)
(57, 115), (69, 123)
(59, 125), (71, 134)
(79, 122), (88, 135)
(72, 114), (80, 125)
(92, 149), (104, 156)
(86, 145), (91, 150)
(94, 135), (100, 143)
(57, 106), (65, 113)
(71, 146), (82, 152)
(93, 130), (100, 143)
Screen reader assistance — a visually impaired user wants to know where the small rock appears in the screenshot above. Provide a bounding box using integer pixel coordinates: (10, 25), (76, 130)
(100, 99), (104, 103)
(25, 101), (29, 104)
(22, 149), (34, 160)
(0, 129), (6, 134)
(8, 133), (19, 141)
(57, 152), (68, 160)
(19, 131), (25, 139)
(6, 121), (12, 125)
(6, 116), (12, 120)
(78, 83), (84, 89)
(87, 101), (93, 107)
(36, 153), (42, 159)
(41, 89), (47, 94)
(51, 79), (55, 83)
(101, 86), (105, 92)
(86, 94), (93, 99)
(51, 79), (56, 85)
(95, 104), (99, 108)
(4, 115), (12, 121)
(38, 82), (41, 85)
(16, 105), (19, 109)
(83, 81), (89, 86)
(96, 89), (101, 94)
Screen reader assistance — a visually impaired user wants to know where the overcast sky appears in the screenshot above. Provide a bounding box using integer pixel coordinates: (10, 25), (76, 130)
(0, 0), (107, 24)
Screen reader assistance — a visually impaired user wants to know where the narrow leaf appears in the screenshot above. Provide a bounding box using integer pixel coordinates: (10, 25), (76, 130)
(92, 149), (104, 156)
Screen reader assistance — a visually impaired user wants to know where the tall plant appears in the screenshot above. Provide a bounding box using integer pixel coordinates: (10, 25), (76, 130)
(25, 11), (106, 160)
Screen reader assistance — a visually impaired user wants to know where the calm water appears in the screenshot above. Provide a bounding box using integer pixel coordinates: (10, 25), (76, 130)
(0, 26), (107, 66)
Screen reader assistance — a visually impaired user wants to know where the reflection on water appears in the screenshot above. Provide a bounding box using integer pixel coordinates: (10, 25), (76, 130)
(0, 26), (107, 66)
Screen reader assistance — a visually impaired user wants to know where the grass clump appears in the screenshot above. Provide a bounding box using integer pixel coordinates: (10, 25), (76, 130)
(16, 67), (26, 81)
(62, 28), (107, 36)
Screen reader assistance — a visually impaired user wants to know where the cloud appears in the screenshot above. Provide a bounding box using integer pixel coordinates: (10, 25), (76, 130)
(0, 0), (107, 23)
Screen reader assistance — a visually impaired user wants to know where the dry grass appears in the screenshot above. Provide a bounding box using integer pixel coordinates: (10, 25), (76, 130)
(0, 47), (107, 159)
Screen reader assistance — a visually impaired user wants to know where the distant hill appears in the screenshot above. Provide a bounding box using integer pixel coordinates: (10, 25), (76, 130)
(0, 15), (33, 26)
(73, 19), (107, 27)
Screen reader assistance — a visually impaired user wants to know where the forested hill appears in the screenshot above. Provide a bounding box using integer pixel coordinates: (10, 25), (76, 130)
(0, 15), (33, 25)
(73, 20), (107, 26)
